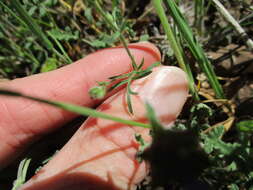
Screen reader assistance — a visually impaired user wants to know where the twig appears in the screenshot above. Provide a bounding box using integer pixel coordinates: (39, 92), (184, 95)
(212, 0), (253, 50)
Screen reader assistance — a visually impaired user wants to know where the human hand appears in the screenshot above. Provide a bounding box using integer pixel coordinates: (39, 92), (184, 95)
(0, 42), (161, 169)
(1, 42), (189, 190)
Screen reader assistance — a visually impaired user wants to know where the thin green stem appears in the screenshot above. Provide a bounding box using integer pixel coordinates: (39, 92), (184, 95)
(48, 33), (72, 64)
(12, 158), (31, 190)
(92, 0), (138, 70)
(153, 0), (199, 100)
(10, 0), (53, 50)
(9, 0), (71, 63)
(0, 1), (26, 27)
(153, 0), (185, 71)
(0, 89), (151, 129)
(119, 35), (138, 70)
(28, 96), (151, 128)
(164, 0), (225, 99)
(212, 0), (253, 50)
(194, 0), (205, 35)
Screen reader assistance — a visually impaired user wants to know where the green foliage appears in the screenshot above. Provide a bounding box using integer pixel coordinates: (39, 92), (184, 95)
(164, 0), (224, 99)
(145, 102), (165, 134)
(47, 28), (79, 41)
(201, 126), (240, 155)
(9, 0), (54, 51)
(0, 0), (74, 78)
(88, 61), (161, 113)
(153, 0), (199, 100)
(89, 82), (108, 99)
(168, 102), (253, 188)
(1, 1), (253, 189)
(83, 32), (120, 48)
(201, 129), (253, 188)
(236, 120), (253, 132)
(189, 103), (213, 130)
(139, 34), (149, 42)
(12, 158), (31, 190)
(0, 89), (151, 129)
(135, 133), (150, 162)
(40, 57), (58, 73)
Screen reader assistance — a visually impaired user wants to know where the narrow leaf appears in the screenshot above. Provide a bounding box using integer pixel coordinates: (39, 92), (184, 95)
(0, 89), (150, 129)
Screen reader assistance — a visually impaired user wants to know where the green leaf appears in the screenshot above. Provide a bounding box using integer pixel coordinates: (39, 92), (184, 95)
(164, 0), (225, 99)
(28, 6), (36, 16)
(135, 133), (150, 162)
(0, 89), (151, 129)
(153, 0), (199, 100)
(12, 158), (31, 190)
(126, 81), (134, 114)
(145, 103), (165, 135)
(88, 39), (106, 48)
(133, 71), (152, 80)
(40, 58), (58, 73)
(109, 72), (131, 80)
(10, 0), (54, 50)
(83, 32), (120, 48)
(229, 184), (239, 190)
(226, 161), (237, 172)
(145, 61), (161, 71)
(190, 103), (212, 130)
(140, 34), (149, 41)
(137, 58), (145, 70)
(202, 126), (240, 155)
(84, 8), (93, 23)
(236, 120), (253, 132)
(47, 28), (79, 41)
(190, 103), (213, 116)
(108, 79), (129, 91)
(100, 32), (120, 45)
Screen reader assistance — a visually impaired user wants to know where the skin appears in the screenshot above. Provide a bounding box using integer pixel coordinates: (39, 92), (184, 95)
(20, 66), (188, 190)
(0, 42), (189, 190)
(0, 42), (161, 169)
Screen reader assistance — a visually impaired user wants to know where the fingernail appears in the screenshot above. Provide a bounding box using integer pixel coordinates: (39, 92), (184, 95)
(133, 66), (189, 127)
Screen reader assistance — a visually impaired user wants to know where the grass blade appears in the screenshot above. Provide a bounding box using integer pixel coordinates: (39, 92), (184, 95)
(12, 158), (31, 190)
(8, 0), (71, 63)
(145, 103), (164, 134)
(0, 89), (151, 129)
(0, 1), (26, 27)
(47, 31), (72, 63)
(153, 0), (199, 100)
(194, 0), (205, 35)
(164, 0), (225, 99)
(9, 0), (53, 50)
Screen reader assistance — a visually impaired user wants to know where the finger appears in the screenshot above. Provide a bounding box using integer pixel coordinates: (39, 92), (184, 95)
(20, 66), (188, 190)
(0, 42), (161, 169)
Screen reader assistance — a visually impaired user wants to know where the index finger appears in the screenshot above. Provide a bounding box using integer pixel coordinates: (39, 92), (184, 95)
(0, 42), (161, 169)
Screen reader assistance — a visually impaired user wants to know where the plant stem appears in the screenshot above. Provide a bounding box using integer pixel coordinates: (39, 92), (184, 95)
(153, 0), (199, 100)
(0, 89), (151, 129)
(164, 0), (225, 99)
(194, 0), (205, 35)
(212, 0), (253, 50)
(92, 0), (138, 70)
(48, 33), (72, 64)
(9, 0), (71, 63)
(10, 0), (53, 50)
(153, 0), (185, 71)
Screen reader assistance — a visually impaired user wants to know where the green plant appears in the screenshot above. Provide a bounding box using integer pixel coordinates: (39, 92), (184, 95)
(153, 0), (225, 99)
(1, 1), (253, 189)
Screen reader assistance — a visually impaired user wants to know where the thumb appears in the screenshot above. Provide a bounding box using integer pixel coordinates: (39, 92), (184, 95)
(0, 42), (161, 169)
